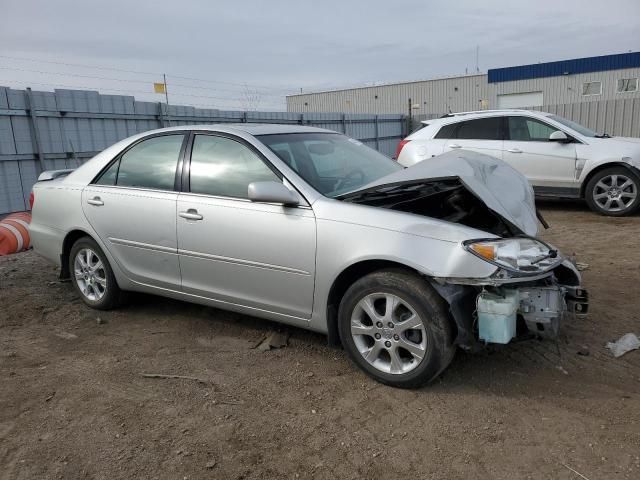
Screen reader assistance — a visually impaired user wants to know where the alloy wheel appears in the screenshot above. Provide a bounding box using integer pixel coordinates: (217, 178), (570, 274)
(592, 173), (637, 213)
(73, 248), (107, 301)
(350, 293), (427, 375)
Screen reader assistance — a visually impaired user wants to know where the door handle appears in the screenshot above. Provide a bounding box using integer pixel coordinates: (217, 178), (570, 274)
(87, 197), (104, 206)
(448, 144), (462, 149)
(179, 209), (203, 221)
(508, 148), (523, 153)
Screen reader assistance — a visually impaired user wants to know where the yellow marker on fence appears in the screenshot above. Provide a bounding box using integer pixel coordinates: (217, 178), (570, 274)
(154, 75), (169, 104)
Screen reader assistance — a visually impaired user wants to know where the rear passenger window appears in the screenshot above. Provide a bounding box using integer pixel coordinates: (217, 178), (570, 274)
(434, 123), (458, 139)
(94, 135), (184, 190)
(455, 118), (502, 140)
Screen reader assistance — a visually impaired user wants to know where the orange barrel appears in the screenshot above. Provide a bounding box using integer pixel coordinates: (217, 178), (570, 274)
(0, 212), (32, 255)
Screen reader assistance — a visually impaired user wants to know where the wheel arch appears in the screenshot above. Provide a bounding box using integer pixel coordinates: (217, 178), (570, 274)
(580, 162), (640, 198)
(325, 259), (425, 346)
(59, 229), (96, 279)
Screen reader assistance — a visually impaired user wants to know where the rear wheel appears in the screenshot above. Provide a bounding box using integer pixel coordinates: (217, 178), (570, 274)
(338, 269), (455, 388)
(69, 237), (121, 310)
(585, 167), (640, 216)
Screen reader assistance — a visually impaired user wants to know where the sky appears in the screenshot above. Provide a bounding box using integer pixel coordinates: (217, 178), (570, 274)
(1, 0), (638, 110)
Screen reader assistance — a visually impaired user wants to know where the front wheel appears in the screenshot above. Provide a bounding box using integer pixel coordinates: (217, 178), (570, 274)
(338, 269), (455, 388)
(69, 237), (122, 310)
(585, 167), (640, 216)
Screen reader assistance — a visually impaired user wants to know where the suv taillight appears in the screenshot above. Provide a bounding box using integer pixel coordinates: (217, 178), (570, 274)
(394, 139), (410, 160)
(29, 191), (35, 210)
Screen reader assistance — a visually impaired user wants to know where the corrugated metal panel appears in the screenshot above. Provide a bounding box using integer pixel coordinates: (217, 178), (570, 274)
(489, 68), (640, 104)
(488, 52), (640, 83)
(0, 87), (8, 109)
(287, 74), (489, 115)
(0, 161), (26, 213)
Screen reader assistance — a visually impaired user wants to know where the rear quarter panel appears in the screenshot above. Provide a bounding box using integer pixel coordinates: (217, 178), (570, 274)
(397, 138), (447, 167)
(30, 181), (86, 265)
(31, 180), (134, 288)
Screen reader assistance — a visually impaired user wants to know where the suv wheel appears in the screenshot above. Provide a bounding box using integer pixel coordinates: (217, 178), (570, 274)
(585, 167), (640, 216)
(338, 269), (455, 388)
(69, 237), (122, 310)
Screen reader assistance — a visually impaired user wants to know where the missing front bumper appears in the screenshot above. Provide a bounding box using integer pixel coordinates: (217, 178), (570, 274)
(431, 277), (589, 348)
(517, 285), (588, 339)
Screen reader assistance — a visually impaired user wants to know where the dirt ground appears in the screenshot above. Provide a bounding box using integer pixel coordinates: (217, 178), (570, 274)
(1, 203), (639, 480)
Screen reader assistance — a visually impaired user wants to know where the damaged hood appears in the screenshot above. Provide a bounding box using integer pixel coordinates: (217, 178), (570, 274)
(345, 150), (539, 236)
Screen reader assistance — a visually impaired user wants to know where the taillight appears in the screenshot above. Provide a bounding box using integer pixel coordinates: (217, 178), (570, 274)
(29, 191), (35, 210)
(394, 139), (410, 160)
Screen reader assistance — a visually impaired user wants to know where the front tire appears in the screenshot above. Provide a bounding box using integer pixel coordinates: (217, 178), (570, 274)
(69, 237), (121, 310)
(585, 167), (640, 216)
(338, 269), (455, 388)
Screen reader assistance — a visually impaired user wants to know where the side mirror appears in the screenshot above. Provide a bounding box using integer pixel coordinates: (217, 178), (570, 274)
(549, 130), (569, 142)
(248, 181), (300, 206)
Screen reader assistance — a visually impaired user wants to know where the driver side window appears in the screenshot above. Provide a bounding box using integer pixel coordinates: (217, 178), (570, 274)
(189, 135), (280, 199)
(507, 116), (559, 142)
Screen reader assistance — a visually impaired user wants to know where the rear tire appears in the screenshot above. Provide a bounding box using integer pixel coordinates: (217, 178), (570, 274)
(338, 269), (455, 388)
(69, 237), (122, 310)
(584, 167), (640, 216)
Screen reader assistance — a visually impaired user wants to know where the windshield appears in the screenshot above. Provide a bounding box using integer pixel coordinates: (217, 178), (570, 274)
(257, 133), (402, 197)
(549, 115), (599, 137)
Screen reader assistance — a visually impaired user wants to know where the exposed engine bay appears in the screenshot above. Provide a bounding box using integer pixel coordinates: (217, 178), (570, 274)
(430, 265), (589, 349)
(338, 178), (521, 237)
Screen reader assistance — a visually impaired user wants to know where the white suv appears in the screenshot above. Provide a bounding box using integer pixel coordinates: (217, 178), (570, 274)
(396, 110), (640, 216)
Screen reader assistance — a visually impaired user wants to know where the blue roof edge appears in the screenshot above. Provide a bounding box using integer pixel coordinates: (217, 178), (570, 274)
(488, 52), (640, 83)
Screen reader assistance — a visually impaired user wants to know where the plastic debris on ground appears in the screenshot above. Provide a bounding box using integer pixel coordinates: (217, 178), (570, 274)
(606, 333), (640, 358)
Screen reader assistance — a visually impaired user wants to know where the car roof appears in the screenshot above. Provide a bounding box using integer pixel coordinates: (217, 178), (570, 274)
(135, 123), (335, 136)
(420, 109), (553, 125)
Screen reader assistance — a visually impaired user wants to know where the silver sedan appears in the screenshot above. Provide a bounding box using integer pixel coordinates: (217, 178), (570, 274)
(30, 124), (588, 388)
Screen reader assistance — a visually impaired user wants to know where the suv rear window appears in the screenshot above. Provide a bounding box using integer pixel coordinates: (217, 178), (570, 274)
(434, 123), (457, 139)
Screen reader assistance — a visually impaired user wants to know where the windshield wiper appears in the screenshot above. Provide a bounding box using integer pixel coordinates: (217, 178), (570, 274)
(594, 133), (612, 138)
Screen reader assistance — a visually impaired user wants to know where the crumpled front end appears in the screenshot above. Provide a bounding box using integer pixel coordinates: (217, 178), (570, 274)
(431, 259), (589, 349)
(337, 149), (589, 348)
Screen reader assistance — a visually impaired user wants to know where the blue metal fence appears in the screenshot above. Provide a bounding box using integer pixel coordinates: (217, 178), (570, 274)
(0, 86), (406, 215)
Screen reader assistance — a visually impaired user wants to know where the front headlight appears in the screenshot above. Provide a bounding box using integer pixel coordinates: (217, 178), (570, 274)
(464, 237), (561, 273)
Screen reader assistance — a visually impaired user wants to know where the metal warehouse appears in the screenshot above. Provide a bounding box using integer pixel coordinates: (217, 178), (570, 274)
(286, 52), (640, 117)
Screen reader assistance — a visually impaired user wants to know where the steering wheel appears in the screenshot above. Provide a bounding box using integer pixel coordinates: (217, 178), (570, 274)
(334, 168), (366, 192)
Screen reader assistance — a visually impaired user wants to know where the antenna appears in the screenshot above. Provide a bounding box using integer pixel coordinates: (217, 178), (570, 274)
(475, 45), (480, 73)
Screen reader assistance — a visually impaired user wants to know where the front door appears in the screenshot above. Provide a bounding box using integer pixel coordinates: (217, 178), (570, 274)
(82, 133), (186, 289)
(503, 116), (578, 196)
(176, 133), (316, 319)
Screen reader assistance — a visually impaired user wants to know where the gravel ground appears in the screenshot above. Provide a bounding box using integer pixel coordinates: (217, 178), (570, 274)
(1, 203), (639, 480)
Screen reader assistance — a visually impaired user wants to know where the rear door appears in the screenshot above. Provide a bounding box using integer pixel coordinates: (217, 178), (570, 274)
(502, 115), (578, 195)
(82, 133), (187, 289)
(440, 117), (504, 160)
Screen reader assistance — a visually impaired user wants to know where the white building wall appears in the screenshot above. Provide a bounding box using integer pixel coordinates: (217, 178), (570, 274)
(287, 68), (640, 114)
(287, 74), (489, 115)
(490, 67), (640, 106)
